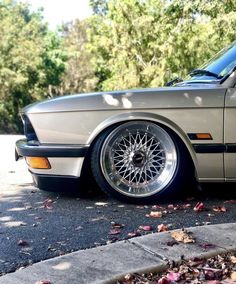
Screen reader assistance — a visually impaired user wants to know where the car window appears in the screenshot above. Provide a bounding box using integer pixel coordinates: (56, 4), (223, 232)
(204, 44), (236, 76)
(185, 42), (236, 82)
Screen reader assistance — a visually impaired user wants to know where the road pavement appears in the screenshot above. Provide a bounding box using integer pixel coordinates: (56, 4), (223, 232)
(0, 135), (236, 276)
(0, 223), (235, 284)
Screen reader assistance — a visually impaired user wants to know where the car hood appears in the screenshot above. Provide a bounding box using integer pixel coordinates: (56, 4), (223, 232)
(23, 84), (226, 114)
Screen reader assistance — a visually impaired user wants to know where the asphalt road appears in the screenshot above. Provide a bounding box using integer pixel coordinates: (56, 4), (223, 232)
(0, 135), (236, 275)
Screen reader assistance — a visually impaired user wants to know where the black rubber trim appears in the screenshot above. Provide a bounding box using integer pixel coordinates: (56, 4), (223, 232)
(193, 143), (236, 153)
(16, 139), (88, 158)
(193, 144), (225, 153)
(31, 172), (80, 192)
(226, 144), (236, 153)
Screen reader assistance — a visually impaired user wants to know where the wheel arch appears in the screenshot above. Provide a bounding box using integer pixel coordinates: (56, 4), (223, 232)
(86, 112), (199, 179)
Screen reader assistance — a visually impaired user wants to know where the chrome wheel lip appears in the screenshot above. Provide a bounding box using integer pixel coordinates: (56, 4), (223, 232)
(100, 122), (177, 198)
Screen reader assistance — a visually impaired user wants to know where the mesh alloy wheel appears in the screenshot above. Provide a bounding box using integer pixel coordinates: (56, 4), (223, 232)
(99, 122), (177, 198)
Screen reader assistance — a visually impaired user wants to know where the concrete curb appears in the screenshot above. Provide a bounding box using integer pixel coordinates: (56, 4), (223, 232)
(0, 223), (235, 284)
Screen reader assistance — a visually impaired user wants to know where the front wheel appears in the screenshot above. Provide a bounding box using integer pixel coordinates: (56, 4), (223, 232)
(91, 121), (191, 203)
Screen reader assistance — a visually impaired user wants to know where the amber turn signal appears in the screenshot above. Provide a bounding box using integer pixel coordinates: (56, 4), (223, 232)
(26, 157), (51, 169)
(196, 133), (212, 140)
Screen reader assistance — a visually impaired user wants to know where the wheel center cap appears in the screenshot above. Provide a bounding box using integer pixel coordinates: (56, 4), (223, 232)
(132, 151), (146, 167)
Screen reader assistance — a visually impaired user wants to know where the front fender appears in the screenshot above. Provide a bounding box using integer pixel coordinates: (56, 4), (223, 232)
(87, 112), (199, 177)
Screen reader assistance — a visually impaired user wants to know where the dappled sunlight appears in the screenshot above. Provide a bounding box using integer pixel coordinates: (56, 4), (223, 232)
(0, 216), (12, 222)
(94, 202), (109, 206)
(52, 261), (72, 271)
(183, 92), (190, 99)
(8, 207), (28, 212)
(194, 96), (203, 106)
(2, 221), (27, 228)
(102, 92), (133, 109)
(102, 94), (119, 106)
(121, 97), (132, 109)
(122, 92), (133, 109)
(0, 212), (28, 228)
(183, 92), (203, 106)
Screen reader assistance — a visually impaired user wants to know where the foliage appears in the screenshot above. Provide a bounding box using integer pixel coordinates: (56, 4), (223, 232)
(1, 0), (236, 132)
(56, 20), (98, 95)
(88, 0), (236, 91)
(89, 0), (108, 16)
(0, 0), (66, 133)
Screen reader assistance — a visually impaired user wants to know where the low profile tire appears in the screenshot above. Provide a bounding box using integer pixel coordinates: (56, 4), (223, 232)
(91, 121), (192, 203)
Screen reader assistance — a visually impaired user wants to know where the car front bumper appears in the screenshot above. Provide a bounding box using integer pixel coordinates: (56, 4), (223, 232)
(15, 139), (89, 191)
(16, 139), (88, 159)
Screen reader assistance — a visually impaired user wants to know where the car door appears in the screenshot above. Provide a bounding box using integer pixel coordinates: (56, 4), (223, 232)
(224, 87), (236, 179)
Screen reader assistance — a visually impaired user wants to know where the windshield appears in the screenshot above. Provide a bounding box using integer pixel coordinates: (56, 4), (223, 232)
(186, 42), (236, 82)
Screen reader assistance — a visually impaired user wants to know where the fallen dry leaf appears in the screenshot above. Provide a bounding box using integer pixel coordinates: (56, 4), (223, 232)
(18, 240), (29, 246)
(170, 229), (195, 243)
(43, 198), (54, 210)
(152, 205), (164, 210)
(166, 271), (181, 281)
(109, 229), (121, 235)
(128, 231), (141, 238)
(231, 271), (236, 281)
(124, 274), (134, 281)
(138, 225), (153, 231)
(213, 206), (227, 212)
(111, 222), (124, 229)
(182, 203), (191, 209)
(230, 256), (236, 264)
(204, 268), (218, 280)
(167, 204), (174, 209)
(158, 277), (171, 284)
(194, 202), (204, 212)
(157, 224), (169, 232)
(147, 211), (162, 218)
(167, 204), (191, 210)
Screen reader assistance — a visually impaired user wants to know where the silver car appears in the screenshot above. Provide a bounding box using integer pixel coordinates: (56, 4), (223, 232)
(16, 42), (236, 203)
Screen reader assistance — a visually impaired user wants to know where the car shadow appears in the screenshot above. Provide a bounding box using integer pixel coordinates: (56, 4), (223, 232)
(196, 182), (236, 200)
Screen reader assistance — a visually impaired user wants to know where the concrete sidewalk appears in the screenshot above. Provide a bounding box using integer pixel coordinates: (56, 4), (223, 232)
(0, 223), (235, 284)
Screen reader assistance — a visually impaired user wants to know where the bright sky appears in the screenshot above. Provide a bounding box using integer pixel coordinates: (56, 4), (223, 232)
(20, 0), (92, 30)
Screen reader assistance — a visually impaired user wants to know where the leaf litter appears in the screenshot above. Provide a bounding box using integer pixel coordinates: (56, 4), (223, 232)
(170, 229), (195, 243)
(118, 251), (236, 283)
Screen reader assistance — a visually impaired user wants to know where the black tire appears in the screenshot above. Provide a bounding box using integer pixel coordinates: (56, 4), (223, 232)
(91, 121), (194, 203)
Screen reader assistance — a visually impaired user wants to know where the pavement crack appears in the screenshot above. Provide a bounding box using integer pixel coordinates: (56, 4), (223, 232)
(127, 240), (168, 262)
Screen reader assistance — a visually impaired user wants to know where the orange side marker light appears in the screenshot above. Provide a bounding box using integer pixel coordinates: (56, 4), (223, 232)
(196, 133), (212, 140)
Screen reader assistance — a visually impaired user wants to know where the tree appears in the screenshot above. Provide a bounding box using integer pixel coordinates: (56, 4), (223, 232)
(0, 0), (66, 133)
(89, 0), (108, 16)
(56, 20), (97, 95)
(88, 0), (236, 91)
